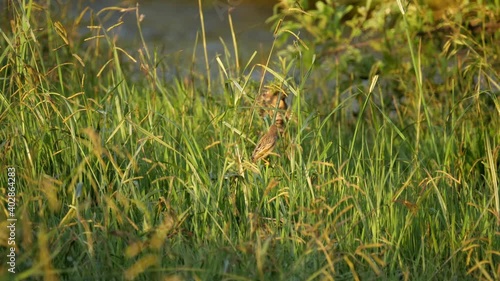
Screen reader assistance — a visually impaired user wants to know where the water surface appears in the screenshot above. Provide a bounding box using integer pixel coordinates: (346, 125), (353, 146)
(91, 0), (277, 66)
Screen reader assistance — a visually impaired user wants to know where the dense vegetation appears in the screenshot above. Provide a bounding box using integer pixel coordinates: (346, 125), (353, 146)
(0, 0), (498, 280)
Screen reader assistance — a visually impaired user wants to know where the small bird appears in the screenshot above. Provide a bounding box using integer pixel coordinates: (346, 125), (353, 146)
(258, 89), (288, 116)
(251, 124), (279, 163)
(257, 88), (289, 133)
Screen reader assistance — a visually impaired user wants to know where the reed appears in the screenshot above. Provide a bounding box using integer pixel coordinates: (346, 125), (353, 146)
(0, 0), (498, 280)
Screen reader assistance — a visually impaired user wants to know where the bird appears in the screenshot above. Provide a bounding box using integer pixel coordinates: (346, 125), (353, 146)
(257, 88), (288, 116)
(257, 88), (289, 133)
(251, 124), (279, 163)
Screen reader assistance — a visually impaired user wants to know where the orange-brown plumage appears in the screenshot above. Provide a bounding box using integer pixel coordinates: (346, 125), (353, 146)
(257, 88), (289, 133)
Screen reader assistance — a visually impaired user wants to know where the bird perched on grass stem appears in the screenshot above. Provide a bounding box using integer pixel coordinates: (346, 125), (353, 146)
(251, 124), (279, 163)
(257, 89), (289, 133)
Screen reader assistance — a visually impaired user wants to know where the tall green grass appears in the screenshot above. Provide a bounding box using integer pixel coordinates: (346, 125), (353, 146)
(0, 0), (498, 280)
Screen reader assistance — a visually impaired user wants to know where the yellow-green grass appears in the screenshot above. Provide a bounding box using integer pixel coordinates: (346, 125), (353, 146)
(0, 1), (498, 280)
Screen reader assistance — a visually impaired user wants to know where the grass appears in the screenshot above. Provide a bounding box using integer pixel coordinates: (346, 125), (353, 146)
(0, 0), (499, 280)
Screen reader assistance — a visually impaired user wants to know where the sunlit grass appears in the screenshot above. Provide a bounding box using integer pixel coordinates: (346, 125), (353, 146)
(0, 0), (499, 280)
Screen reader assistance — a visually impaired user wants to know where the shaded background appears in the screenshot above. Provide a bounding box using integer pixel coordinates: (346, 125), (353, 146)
(87, 0), (278, 64)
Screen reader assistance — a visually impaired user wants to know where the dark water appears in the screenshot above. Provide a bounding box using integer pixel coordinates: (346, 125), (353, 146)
(86, 0), (276, 67)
